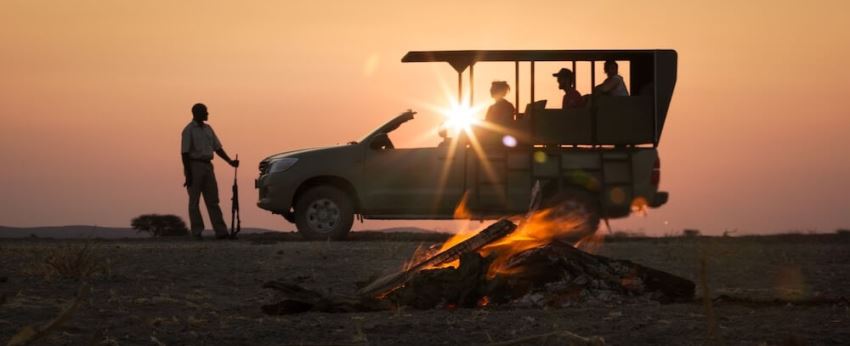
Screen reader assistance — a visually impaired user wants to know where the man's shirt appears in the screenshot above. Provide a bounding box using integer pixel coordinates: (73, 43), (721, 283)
(181, 121), (222, 160)
(602, 75), (629, 96)
(562, 89), (586, 109)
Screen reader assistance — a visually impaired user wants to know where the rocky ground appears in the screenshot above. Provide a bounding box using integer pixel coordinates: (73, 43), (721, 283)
(1, 233), (848, 345)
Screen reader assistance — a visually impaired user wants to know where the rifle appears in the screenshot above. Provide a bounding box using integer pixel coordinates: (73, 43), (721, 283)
(230, 154), (241, 239)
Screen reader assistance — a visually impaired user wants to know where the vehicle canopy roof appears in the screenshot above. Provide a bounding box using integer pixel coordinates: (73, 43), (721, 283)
(402, 50), (676, 146)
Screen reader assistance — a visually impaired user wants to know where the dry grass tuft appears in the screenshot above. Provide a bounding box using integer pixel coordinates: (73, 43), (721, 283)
(23, 243), (105, 281)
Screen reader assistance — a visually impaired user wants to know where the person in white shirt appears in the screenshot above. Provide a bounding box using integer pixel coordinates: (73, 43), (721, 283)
(181, 103), (239, 240)
(594, 60), (629, 96)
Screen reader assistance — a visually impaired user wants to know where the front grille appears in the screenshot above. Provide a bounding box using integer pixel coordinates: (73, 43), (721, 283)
(259, 161), (270, 175)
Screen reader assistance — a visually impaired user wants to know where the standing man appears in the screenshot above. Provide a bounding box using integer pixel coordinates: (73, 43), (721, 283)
(181, 103), (239, 240)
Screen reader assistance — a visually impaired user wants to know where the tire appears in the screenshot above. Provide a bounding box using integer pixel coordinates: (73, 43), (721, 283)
(293, 186), (354, 240)
(539, 188), (601, 243)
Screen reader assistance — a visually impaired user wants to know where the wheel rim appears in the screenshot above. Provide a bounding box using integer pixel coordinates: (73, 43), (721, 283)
(305, 198), (341, 234)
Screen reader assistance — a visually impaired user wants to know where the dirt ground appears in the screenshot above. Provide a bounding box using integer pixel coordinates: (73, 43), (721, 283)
(1, 234), (848, 345)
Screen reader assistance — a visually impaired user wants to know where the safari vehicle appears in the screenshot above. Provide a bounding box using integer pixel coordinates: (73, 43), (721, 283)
(256, 50), (675, 240)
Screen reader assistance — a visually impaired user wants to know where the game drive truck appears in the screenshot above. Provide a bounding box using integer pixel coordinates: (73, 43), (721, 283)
(256, 50), (676, 240)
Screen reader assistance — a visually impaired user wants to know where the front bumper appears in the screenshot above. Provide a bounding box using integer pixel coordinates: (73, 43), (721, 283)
(649, 191), (669, 208)
(255, 172), (299, 214)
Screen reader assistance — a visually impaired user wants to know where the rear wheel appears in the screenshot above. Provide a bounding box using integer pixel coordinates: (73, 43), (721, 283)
(539, 188), (601, 243)
(294, 186), (354, 240)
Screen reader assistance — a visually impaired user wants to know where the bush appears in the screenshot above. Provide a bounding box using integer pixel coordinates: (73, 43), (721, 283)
(682, 229), (701, 238)
(22, 243), (104, 281)
(131, 214), (189, 237)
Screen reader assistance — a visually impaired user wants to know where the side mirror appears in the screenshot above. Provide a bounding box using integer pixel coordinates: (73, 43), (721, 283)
(369, 133), (393, 150)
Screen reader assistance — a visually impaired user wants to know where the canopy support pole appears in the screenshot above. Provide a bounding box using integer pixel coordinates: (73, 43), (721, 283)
(515, 61), (520, 118)
(591, 61), (597, 147)
(571, 61), (577, 89)
(469, 64), (474, 106)
(530, 61), (535, 110)
(457, 72), (462, 105)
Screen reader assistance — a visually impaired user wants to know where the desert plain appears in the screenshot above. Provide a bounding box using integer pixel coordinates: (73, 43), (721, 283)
(1, 232), (848, 345)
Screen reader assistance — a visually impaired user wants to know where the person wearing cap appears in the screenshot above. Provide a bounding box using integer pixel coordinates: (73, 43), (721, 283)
(181, 103), (239, 240)
(553, 68), (585, 109)
(594, 60), (629, 96)
(482, 81), (516, 146)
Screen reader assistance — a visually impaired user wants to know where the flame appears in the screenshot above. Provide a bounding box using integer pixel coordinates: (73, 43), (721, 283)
(631, 196), (649, 216)
(479, 207), (592, 277)
(419, 194), (602, 277)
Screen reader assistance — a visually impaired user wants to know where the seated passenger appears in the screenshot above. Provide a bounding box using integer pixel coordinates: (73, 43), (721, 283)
(482, 81), (515, 147)
(553, 68), (585, 109)
(485, 81), (515, 127)
(594, 60), (629, 96)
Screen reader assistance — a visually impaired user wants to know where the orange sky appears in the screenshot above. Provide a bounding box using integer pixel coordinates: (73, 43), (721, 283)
(1, 1), (848, 234)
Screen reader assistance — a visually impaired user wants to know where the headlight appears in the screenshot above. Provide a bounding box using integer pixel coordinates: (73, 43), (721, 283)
(269, 158), (298, 173)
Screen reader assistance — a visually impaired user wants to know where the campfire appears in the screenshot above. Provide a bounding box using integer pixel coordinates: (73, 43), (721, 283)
(263, 193), (695, 314)
(262, 190), (694, 314)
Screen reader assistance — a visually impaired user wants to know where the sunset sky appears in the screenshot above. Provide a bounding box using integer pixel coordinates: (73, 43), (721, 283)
(1, 1), (848, 235)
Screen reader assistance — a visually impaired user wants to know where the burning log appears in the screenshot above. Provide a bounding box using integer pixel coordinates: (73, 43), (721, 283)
(358, 182), (544, 298)
(482, 240), (695, 305)
(357, 219), (517, 297)
(385, 240), (694, 309)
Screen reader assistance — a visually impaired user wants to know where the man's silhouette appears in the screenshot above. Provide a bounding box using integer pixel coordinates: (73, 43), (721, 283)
(594, 60), (629, 96)
(181, 103), (239, 240)
(483, 81), (515, 147)
(553, 68), (585, 109)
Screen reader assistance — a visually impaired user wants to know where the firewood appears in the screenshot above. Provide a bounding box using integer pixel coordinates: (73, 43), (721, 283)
(357, 219), (517, 298)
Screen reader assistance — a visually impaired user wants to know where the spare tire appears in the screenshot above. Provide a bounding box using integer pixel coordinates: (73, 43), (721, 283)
(293, 186), (354, 240)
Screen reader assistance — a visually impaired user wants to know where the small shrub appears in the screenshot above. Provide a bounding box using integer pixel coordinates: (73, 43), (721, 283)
(131, 214), (189, 237)
(682, 229), (701, 238)
(23, 244), (104, 281)
(836, 229), (850, 236)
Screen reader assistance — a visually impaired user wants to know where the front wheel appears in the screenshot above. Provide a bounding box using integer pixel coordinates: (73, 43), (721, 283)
(294, 186), (354, 240)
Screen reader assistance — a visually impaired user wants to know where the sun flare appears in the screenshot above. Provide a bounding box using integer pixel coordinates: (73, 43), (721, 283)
(441, 102), (480, 134)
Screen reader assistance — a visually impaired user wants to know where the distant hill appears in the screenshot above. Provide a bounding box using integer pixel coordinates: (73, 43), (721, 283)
(0, 225), (141, 239)
(0, 225), (284, 239)
(0, 225), (438, 239)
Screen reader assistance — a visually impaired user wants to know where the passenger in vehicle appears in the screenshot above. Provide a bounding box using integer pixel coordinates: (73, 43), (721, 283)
(482, 81), (515, 147)
(553, 68), (585, 109)
(485, 81), (514, 126)
(594, 60), (629, 96)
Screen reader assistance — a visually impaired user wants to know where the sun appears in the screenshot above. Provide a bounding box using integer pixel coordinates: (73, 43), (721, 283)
(441, 102), (484, 135)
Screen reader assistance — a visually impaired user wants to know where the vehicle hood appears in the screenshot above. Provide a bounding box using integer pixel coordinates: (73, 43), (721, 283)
(262, 145), (357, 162)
